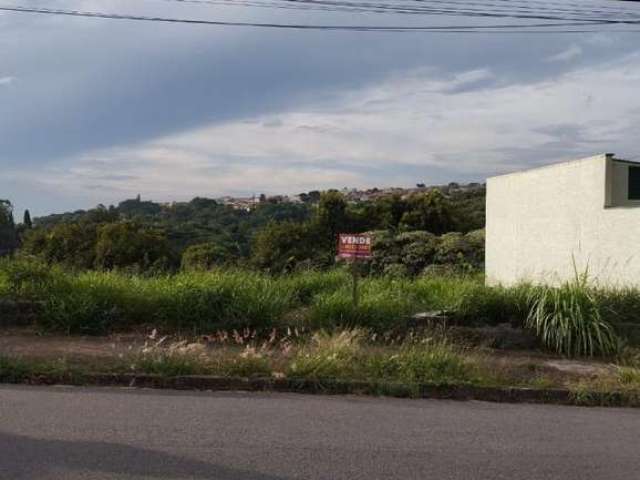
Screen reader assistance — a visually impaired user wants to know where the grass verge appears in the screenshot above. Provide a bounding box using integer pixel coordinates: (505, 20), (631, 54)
(1, 330), (639, 406)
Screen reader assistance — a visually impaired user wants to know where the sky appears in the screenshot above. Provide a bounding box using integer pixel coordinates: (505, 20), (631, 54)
(2, 0), (640, 217)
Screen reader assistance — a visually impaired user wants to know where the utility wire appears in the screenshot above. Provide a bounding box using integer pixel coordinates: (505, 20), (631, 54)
(22, 0), (640, 23)
(148, 0), (640, 22)
(2, 4), (640, 32)
(282, 0), (640, 17)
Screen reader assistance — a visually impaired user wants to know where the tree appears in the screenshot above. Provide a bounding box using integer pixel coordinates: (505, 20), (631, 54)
(181, 242), (230, 271)
(400, 190), (455, 235)
(86, 204), (120, 224)
(94, 222), (175, 271)
(307, 190), (321, 203)
(0, 200), (17, 255)
(377, 194), (407, 230)
(23, 209), (32, 229)
(21, 223), (97, 269)
(252, 221), (326, 273)
(315, 191), (349, 253)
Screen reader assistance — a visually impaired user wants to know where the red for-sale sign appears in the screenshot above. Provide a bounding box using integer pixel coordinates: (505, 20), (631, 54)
(338, 234), (372, 260)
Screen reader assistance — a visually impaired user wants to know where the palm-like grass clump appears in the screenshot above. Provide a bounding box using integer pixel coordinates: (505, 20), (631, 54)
(526, 275), (619, 357)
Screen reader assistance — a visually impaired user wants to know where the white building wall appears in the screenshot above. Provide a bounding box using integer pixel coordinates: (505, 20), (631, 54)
(486, 154), (640, 287)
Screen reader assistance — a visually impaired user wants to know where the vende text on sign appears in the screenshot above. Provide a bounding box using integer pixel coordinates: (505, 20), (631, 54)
(337, 234), (372, 260)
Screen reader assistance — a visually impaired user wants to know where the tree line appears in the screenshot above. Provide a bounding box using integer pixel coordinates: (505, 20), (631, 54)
(0, 185), (486, 275)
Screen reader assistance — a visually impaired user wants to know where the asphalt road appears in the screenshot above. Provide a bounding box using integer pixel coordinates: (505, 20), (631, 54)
(1, 386), (639, 480)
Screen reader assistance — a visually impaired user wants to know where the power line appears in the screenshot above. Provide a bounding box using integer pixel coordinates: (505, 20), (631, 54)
(148, 0), (640, 23)
(2, 4), (640, 32)
(19, 0), (640, 25)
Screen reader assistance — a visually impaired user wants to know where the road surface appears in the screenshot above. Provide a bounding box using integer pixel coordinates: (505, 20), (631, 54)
(0, 385), (638, 479)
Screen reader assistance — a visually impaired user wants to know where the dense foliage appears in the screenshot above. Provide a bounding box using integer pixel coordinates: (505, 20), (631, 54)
(16, 185), (486, 273)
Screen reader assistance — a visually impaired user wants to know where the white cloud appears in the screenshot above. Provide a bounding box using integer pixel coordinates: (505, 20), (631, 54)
(546, 45), (583, 63)
(33, 52), (640, 203)
(0, 76), (13, 85)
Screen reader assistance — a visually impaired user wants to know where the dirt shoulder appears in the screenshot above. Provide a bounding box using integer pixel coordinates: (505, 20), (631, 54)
(0, 328), (148, 360)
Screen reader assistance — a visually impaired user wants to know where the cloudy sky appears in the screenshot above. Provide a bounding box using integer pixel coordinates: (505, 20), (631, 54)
(2, 0), (640, 217)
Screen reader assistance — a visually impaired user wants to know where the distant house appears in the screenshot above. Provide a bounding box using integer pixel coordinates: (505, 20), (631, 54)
(486, 153), (640, 287)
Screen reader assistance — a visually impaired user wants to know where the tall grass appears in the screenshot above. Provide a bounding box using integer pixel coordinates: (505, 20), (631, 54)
(0, 258), (638, 358)
(410, 274), (529, 326)
(0, 260), (297, 334)
(526, 275), (620, 357)
(309, 277), (417, 331)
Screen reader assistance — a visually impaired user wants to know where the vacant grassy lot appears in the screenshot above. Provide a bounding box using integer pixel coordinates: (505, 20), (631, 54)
(1, 258), (640, 358)
(0, 258), (527, 333)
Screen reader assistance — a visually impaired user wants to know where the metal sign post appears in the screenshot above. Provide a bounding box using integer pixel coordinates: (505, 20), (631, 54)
(337, 234), (373, 308)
